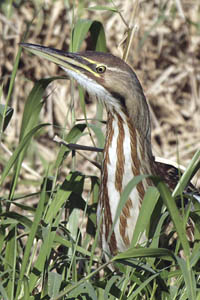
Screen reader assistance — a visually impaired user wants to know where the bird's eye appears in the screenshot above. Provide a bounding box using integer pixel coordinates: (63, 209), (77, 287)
(96, 65), (106, 74)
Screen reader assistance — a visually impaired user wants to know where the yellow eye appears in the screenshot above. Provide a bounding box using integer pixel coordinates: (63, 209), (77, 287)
(96, 65), (106, 74)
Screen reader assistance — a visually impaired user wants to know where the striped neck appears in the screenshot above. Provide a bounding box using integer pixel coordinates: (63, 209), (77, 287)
(98, 109), (154, 256)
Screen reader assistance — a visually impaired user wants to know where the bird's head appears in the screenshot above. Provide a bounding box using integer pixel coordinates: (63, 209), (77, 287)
(20, 43), (150, 136)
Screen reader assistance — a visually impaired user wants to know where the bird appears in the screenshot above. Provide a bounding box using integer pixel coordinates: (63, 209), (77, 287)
(20, 43), (199, 259)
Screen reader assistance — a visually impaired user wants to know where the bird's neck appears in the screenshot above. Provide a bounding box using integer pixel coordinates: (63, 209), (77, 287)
(99, 109), (154, 255)
(104, 109), (154, 193)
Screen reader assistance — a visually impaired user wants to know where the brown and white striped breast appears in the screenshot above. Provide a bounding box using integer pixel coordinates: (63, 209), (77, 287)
(97, 110), (153, 257)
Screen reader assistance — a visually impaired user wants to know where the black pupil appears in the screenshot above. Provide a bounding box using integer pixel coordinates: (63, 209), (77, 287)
(97, 66), (105, 73)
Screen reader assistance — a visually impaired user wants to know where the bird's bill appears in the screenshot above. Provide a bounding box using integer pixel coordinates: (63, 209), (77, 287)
(20, 42), (96, 75)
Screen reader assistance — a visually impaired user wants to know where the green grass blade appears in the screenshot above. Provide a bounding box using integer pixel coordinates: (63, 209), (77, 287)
(29, 212), (61, 292)
(173, 149), (200, 198)
(176, 256), (196, 300)
(104, 275), (122, 299)
(68, 282), (97, 300)
(0, 123), (50, 186)
(70, 19), (93, 52)
(54, 123), (87, 169)
(45, 172), (84, 223)
(70, 19), (106, 52)
(149, 211), (168, 249)
(89, 21), (107, 52)
(19, 78), (56, 140)
(151, 177), (190, 257)
(128, 273), (159, 299)
(113, 247), (175, 261)
(0, 282), (9, 300)
(22, 276), (30, 300)
(0, 46), (22, 137)
(190, 242), (200, 267)
(54, 234), (94, 258)
(15, 176), (48, 299)
(0, 104), (13, 131)
(4, 226), (17, 300)
(88, 123), (105, 149)
(50, 261), (110, 300)
(65, 123), (87, 143)
(87, 5), (118, 12)
(130, 186), (160, 247)
(108, 175), (149, 244)
(197, 292), (200, 300)
(0, 212), (33, 229)
(7, 77), (63, 201)
(48, 272), (62, 298)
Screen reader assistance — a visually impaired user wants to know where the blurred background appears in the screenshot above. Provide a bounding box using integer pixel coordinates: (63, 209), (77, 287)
(0, 1), (200, 298)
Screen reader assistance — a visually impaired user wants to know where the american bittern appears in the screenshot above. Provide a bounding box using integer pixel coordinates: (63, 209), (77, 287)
(21, 43), (199, 257)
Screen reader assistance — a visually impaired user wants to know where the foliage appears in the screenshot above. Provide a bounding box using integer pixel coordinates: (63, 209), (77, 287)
(0, 1), (200, 299)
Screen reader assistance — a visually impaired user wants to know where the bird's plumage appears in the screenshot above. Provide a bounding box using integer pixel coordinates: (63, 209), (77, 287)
(20, 43), (199, 258)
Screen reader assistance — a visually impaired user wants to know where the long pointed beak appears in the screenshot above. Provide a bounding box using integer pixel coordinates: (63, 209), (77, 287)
(20, 43), (95, 75)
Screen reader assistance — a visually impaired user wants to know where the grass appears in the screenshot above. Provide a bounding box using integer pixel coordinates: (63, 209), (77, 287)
(1, 0), (200, 299)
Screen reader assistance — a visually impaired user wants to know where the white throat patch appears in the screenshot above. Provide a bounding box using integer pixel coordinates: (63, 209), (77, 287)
(62, 67), (122, 111)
